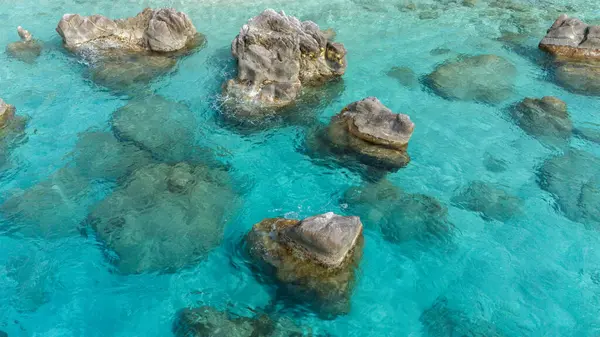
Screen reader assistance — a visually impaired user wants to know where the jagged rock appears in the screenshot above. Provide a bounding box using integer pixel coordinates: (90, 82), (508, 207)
(452, 181), (522, 222)
(222, 9), (347, 118)
(56, 8), (203, 90)
(539, 150), (600, 228)
(246, 212), (363, 318)
(88, 162), (238, 274)
(71, 131), (152, 181)
(426, 55), (516, 103)
(420, 297), (506, 337)
(173, 306), (323, 337)
(342, 179), (452, 244)
(320, 97), (414, 170)
(6, 26), (42, 63)
(387, 66), (418, 88)
(0, 168), (91, 238)
(539, 15), (600, 95)
(510, 96), (572, 144)
(111, 96), (199, 163)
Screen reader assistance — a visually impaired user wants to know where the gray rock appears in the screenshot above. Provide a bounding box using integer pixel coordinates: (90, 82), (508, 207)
(72, 131), (153, 181)
(283, 212), (363, 268)
(111, 96), (198, 162)
(6, 26), (42, 63)
(88, 162), (238, 274)
(427, 55), (516, 104)
(539, 150), (600, 228)
(452, 181), (522, 222)
(510, 96), (572, 144)
(223, 9), (347, 114)
(540, 14), (588, 48)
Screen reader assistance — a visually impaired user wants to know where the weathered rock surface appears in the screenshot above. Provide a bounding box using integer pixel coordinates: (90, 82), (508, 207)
(420, 297), (506, 337)
(56, 8), (203, 90)
(246, 213), (363, 317)
(321, 97), (414, 170)
(0, 98), (28, 168)
(6, 26), (42, 63)
(342, 179), (452, 244)
(510, 96), (572, 144)
(539, 150), (600, 228)
(452, 181), (522, 222)
(426, 55), (516, 103)
(1, 168), (91, 238)
(222, 9), (346, 117)
(111, 96), (198, 163)
(88, 162), (237, 274)
(173, 306), (324, 337)
(72, 131), (153, 181)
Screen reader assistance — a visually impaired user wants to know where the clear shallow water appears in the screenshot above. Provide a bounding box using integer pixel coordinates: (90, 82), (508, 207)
(1, 0), (600, 335)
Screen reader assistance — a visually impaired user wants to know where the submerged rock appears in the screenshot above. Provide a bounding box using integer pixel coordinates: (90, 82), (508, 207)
(483, 152), (508, 173)
(72, 131), (152, 181)
(426, 54), (516, 103)
(387, 66), (418, 88)
(222, 9), (347, 119)
(111, 96), (199, 163)
(452, 181), (522, 222)
(88, 162), (237, 274)
(5, 251), (56, 312)
(173, 306), (323, 337)
(539, 15), (600, 95)
(420, 297), (506, 337)
(342, 179), (452, 244)
(539, 150), (600, 228)
(1, 168), (91, 238)
(510, 96), (572, 144)
(56, 8), (203, 90)
(574, 126), (600, 144)
(6, 26), (42, 63)
(318, 97), (414, 171)
(246, 212), (363, 318)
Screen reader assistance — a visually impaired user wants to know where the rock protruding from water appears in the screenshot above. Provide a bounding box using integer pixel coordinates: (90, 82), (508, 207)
(0, 98), (28, 166)
(111, 96), (199, 163)
(321, 97), (414, 171)
(222, 9), (347, 118)
(452, 181), (522, 222)
(173, 306), (321, 337)
(246, 212), (363, 318)
(539, 14), (600, 59)
(539, 15), (600, 95)
(510, 96), (572, 144)
(72, 131), (153, 181)
(6, 26), (42, 63)
(539, 150), (600, 228)
(56, 8), (203, 90)
(342, 179), (452, 244)
(88, 162), (237, 274)
(0, 98), (16, 127)
(427, 54), (516, 103)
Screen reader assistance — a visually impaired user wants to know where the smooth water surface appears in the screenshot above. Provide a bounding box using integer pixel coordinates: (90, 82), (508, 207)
(1, 0), (600, 336)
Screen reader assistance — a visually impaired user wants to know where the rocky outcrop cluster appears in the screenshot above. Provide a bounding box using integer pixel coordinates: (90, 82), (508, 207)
(246, 212), (363, 318)
(318, 97), (414, 171)
(6, 26), (42, 63)
(222, 9), (347, 118)
(539, 15), (600, 95)
(427, 54), (516, 103)
(56, 8), (202, 90)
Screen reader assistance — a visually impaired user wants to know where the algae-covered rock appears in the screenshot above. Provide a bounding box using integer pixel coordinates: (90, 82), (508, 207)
(88, 162), (238, 274)
(510, 96), (572, 144)
(426, 54), (516, 103)
(6, 26), (42, 63)
(452, 181), (522, 222)
(222, 9), (347, 119)
(246, 213), (363, 318)
(342, 179), (452, 244)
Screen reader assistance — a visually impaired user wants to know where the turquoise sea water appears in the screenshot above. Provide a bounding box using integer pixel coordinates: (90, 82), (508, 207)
(1, 0), (600, 335)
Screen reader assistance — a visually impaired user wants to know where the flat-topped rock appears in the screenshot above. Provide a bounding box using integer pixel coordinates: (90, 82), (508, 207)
(6, 26), (42, 63)
(539, 14), (600, 59)
(222, 9), (347, 117)
(322, 97), (414, 170)
(510, 96), (572, 144)
(282, 212), (362, 268)
(246, 213), (364, 318)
